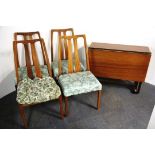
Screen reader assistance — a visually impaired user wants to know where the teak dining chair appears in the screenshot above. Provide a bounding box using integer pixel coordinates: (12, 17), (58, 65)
(51, 28), (86, 77)
(13, 38), (64, 128)
(57, 34), (102, 115)
(14, 31), (49, 82)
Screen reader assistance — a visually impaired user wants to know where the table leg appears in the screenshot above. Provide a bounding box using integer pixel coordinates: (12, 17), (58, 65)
(131, 82), (142, 94)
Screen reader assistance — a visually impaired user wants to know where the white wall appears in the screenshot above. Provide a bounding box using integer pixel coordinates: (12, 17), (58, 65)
(0, 0), (155, 98)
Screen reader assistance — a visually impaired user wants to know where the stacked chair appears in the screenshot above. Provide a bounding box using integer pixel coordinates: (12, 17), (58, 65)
(13, 29), (103, 128)
(13, 32), (64, 128)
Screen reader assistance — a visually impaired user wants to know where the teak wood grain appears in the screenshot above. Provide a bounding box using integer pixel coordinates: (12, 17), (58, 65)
(13, 38), (52, 83)
(14, 31), (46, 65)
(88, 42), (151, 82)
(51, 28), (74, 61)
(13, 37), (64, 128)
(58, 35), (101, 114)
(90, 42), (151, 54)
(58, 34), (90, 76)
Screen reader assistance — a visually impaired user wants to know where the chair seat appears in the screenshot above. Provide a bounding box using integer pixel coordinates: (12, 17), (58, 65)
(58, 71), (102, 97)
(52, 60), (86, 77)
(17, 76), (61, 105)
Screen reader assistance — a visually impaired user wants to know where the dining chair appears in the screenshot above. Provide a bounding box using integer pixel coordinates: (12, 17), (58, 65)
(13, 38), (64, 128)
(51, 28), (86, 78)
(14, 31), (48, 83)
(57, 34), (102, 115)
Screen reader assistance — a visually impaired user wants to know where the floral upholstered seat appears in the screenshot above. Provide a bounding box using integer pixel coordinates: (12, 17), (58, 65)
(17, 65), (49, 81)
(58, 71), (102, 97)
(52, 60), (86, 77)
(17, 76), (61, 105)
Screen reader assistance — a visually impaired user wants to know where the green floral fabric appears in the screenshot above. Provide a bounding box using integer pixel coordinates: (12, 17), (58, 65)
(17, 76), (61, 105)
(17, 65), (49, 81)
(52, 60), (86, 77)
(58, 71), (102, 97)
(16, 60), (86, 82)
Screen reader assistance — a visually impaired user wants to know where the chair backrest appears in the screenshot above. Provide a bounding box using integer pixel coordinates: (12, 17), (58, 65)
(13, 39), (52, 83)
(58, 34), (90, 76)
(51, 28), (74, 61)
(14, 31), (41, 40)
(14, 31), (46, 65)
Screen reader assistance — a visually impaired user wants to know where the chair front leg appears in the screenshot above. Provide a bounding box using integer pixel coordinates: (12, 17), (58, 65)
(59, 95), (64, 119)
(64, 97), (69, 116)
(18, 104), (28, 128)
(97, 90), (102, 111)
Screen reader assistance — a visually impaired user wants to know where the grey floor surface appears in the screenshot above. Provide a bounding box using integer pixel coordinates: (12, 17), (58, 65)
(0, 78), (155, 129)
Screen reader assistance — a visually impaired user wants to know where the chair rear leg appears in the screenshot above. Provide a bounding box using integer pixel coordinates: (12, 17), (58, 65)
(64, 97), (69, 116)
(18, 104), (28, 128)
(97, 90), (102, 111)
(59, 96), (64, 119)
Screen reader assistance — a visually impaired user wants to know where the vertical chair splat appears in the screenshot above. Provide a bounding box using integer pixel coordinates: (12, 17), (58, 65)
(67, 38), (73, 73)
(58, 31), (64, 60)
(73, 38), (81, 72)
(83, 35), (90, 71)
(63, 31), (68, 59)
(30, 41), (42, 78)
(23, 35), (33, 79)
(58, 36), (63, 76)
